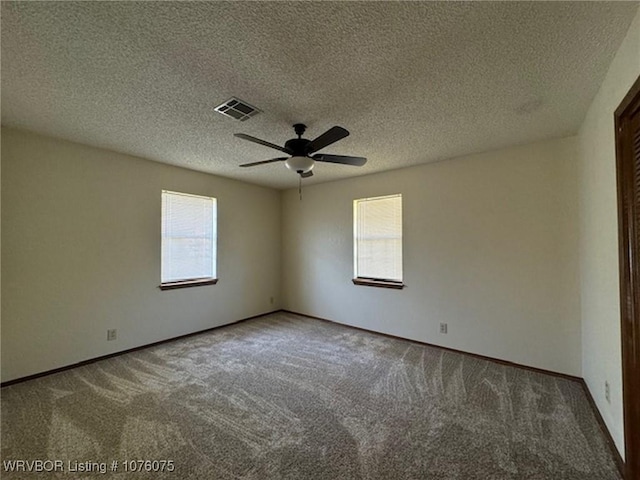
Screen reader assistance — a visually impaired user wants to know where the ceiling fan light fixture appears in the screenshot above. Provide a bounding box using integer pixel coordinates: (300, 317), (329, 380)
(285, 156), (314, 174)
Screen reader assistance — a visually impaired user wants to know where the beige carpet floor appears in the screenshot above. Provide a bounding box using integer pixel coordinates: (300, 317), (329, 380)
(1, 311), (621, 479)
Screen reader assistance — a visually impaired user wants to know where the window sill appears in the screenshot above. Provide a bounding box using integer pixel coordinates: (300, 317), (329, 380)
(159, 278), (218, 290)
(352, 278), (405, 289)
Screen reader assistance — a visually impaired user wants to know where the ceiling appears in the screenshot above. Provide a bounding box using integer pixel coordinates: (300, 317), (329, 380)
(1, 1), (637, 190)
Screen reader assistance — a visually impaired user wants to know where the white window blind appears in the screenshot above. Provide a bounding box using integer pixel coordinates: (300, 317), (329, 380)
(354, 194), (403, 282)
(161, 191), (217, 283)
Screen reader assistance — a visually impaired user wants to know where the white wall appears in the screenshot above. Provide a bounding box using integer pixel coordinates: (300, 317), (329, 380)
(1, 127), (282, 382)
(283, 137), (581, 376)
(577, 9), (640, 459)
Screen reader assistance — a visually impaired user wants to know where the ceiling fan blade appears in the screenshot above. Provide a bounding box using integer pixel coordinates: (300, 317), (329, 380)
(239, 157), (287, 167)
(313, 154), (367, 166)
(306, 126), (349, 154)
(234, 133), (290, 154)
(301, 170), (314, 178)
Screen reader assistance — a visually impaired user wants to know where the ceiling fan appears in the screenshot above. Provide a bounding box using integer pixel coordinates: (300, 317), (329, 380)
(235, 123), (366, 177)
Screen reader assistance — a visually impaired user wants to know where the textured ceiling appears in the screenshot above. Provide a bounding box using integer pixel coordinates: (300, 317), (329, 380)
(2, 1), (638, 190)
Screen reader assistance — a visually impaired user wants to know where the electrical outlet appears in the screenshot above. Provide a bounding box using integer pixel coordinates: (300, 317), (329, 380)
(440, 323), (448, 334)
(107, 329), (117, 341)
(605, 381), (610, 403)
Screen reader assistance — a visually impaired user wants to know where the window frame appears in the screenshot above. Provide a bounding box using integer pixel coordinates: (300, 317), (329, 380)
(159, 190), (218, 290)
(352, 193), (405, 289)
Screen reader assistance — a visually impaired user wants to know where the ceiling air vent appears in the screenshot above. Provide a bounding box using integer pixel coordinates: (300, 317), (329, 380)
(214, 97), (261, 121)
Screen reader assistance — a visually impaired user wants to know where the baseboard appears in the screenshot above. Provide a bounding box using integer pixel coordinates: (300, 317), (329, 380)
(2, 308), (627, 479)
(282, 309), (626, 477)
(579, 379), (625, 478)
(0, 310), (281, 387)
(2, 308), (582, 386)
(281, 310), (582, 382)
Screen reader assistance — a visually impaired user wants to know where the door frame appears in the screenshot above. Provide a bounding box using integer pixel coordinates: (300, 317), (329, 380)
(614, 74), (640, 480)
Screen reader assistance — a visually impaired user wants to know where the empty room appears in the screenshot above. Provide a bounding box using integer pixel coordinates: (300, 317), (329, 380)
(2, 1), (639, 479)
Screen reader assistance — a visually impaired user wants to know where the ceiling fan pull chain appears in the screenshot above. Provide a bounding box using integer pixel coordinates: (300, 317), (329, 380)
(299, 175), (302, 201)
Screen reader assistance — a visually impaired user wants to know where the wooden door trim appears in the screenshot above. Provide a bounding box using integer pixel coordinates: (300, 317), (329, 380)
(616, 76), (640, 118)
(615, 74), (640, 480)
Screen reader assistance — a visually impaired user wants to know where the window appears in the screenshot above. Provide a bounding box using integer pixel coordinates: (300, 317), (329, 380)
(353, 194), (403, 289)
(160, 190), (217, 290)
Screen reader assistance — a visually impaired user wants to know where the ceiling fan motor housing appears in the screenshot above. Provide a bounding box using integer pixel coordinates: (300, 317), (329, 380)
(285, 125), (314, 174)
(284, 138), (311, 156)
